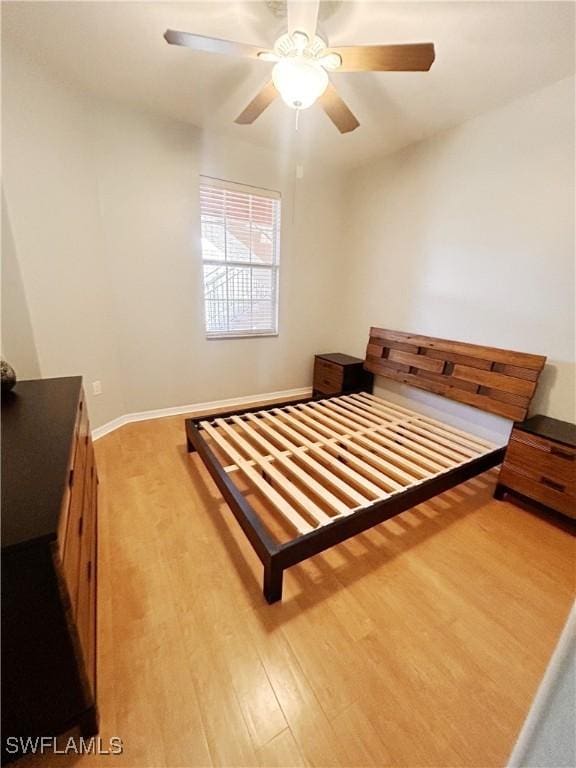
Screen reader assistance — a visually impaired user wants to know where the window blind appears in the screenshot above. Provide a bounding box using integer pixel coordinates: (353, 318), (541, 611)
(199, 177), (281, 338)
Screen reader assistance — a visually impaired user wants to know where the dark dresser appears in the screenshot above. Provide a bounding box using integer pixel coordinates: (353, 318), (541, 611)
(1, 377), (99, 763)
(495, 414), (575, 519)
(313, 353), (374, 398)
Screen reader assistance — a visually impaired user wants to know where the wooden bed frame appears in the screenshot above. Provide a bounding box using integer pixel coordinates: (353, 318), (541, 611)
(185, 329), (546, 603)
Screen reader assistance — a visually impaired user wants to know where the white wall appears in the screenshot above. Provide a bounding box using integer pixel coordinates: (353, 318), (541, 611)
(1, 191), (41, 379)
(2, 45), (126, 427)
(338, 76), (575, 436)
(2, 44), (346, 427)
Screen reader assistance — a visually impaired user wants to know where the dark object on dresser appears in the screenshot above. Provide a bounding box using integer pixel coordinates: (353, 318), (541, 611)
(1, 377), (99, 764)
(313, 353), (374, 397)
(495, 415), (575, 519)
(1, 360), (16, 392)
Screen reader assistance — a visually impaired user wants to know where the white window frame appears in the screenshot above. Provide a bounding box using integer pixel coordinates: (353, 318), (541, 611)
(199, 175), (281, 340)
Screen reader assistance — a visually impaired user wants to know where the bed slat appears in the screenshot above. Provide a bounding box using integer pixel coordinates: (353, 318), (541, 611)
(218, 418), (334, 526)
(371, 425), (456, 468)
(361, 429), (446, 473)
(399, 422), (478, 458)
(267, 410), (388, 502)
(330, 437), (414, 489)
(352, 393), (497, 448)
(238, 415), (351, 517)
(260, 412), (374, 506)
(388, 424), (472, 463)
(345, 431), (432, 479)
(201, 422), (314, 534)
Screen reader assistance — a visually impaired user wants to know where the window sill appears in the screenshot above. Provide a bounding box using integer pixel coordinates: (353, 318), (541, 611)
(206, 332), (279, 340)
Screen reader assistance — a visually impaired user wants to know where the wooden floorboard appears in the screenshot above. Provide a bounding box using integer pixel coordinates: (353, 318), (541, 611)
(16, 414), (575, 768)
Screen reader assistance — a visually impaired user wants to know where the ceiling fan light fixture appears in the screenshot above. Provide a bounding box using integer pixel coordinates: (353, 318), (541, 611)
(318, 52), (342, 71)
(292, 30), (309, 52)
(272, 58), (329, 110)
(273, 31), (325, 59)
(257, 50), (279, 62)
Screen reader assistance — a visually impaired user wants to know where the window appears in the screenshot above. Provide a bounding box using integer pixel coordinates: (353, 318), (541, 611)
(199, 176), (281, 338)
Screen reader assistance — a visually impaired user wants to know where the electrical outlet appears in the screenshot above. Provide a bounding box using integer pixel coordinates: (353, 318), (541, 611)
(92, 380), (102, 396)
(296, 164), (304, 179)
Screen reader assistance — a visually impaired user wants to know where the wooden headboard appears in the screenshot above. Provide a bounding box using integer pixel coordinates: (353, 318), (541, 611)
(364, 328), (546, 421)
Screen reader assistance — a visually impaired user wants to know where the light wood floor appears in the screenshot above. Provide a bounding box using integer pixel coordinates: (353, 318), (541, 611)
(25, 414), (574, 768)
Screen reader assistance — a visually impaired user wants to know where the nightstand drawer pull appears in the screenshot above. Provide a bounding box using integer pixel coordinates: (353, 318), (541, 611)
(541, 477), (565, 493)
(550, 447), (575, 461)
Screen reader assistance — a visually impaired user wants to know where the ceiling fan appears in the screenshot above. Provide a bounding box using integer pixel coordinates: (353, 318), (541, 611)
(164, 0), (435, 134)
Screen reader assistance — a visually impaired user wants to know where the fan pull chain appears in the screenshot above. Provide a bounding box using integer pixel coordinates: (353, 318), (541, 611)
(295, 108), (300, 131)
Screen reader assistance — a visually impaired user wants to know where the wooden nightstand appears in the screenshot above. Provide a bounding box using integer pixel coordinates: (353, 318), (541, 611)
(495, 415), (576, 519)
(313, 353), (374, 398)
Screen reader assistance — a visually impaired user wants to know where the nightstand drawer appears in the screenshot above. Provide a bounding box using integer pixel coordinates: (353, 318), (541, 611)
(314, 374), (343, 395)
(499, 465), (575, 518)
(510, 428), (576, 459)
(507, 435), (576, 486)
(314, 359), (344, 395)
(315, 358), (343, 378)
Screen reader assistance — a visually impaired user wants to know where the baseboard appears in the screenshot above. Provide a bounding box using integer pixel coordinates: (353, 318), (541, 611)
(91, 386), (313, 441)
(92, 415), (128, 440)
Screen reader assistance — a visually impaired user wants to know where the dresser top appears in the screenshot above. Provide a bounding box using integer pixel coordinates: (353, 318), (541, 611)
(515, 414), (576, 448)
(2, 377), (82, 550)
(316, 353), (365, 366)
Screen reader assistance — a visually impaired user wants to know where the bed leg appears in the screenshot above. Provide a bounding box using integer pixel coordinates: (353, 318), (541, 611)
(494, 483), (507, 500)
(263, 560), (283, 604)
(185, 421), (198, 453)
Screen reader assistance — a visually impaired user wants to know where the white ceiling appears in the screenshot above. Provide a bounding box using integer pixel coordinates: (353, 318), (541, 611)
(3, 1), (575, 168)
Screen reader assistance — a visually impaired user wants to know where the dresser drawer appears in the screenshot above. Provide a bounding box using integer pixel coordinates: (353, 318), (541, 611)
(507, 434), (576, 487)
(77, 441), (97, 695)
(57, 391), (85, 558)
(62, 448), (87, 611)
(62, 399), (90, 613)
(500, 464), (575, 518)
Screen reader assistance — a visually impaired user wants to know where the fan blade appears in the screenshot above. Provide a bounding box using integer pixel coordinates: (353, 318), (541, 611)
(235, 81), (278, 125)
(164, 29), (268, 60)
(329, 43), (435, 72)
(287, 0), (320, 39)
(318, 83), (360, 134)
